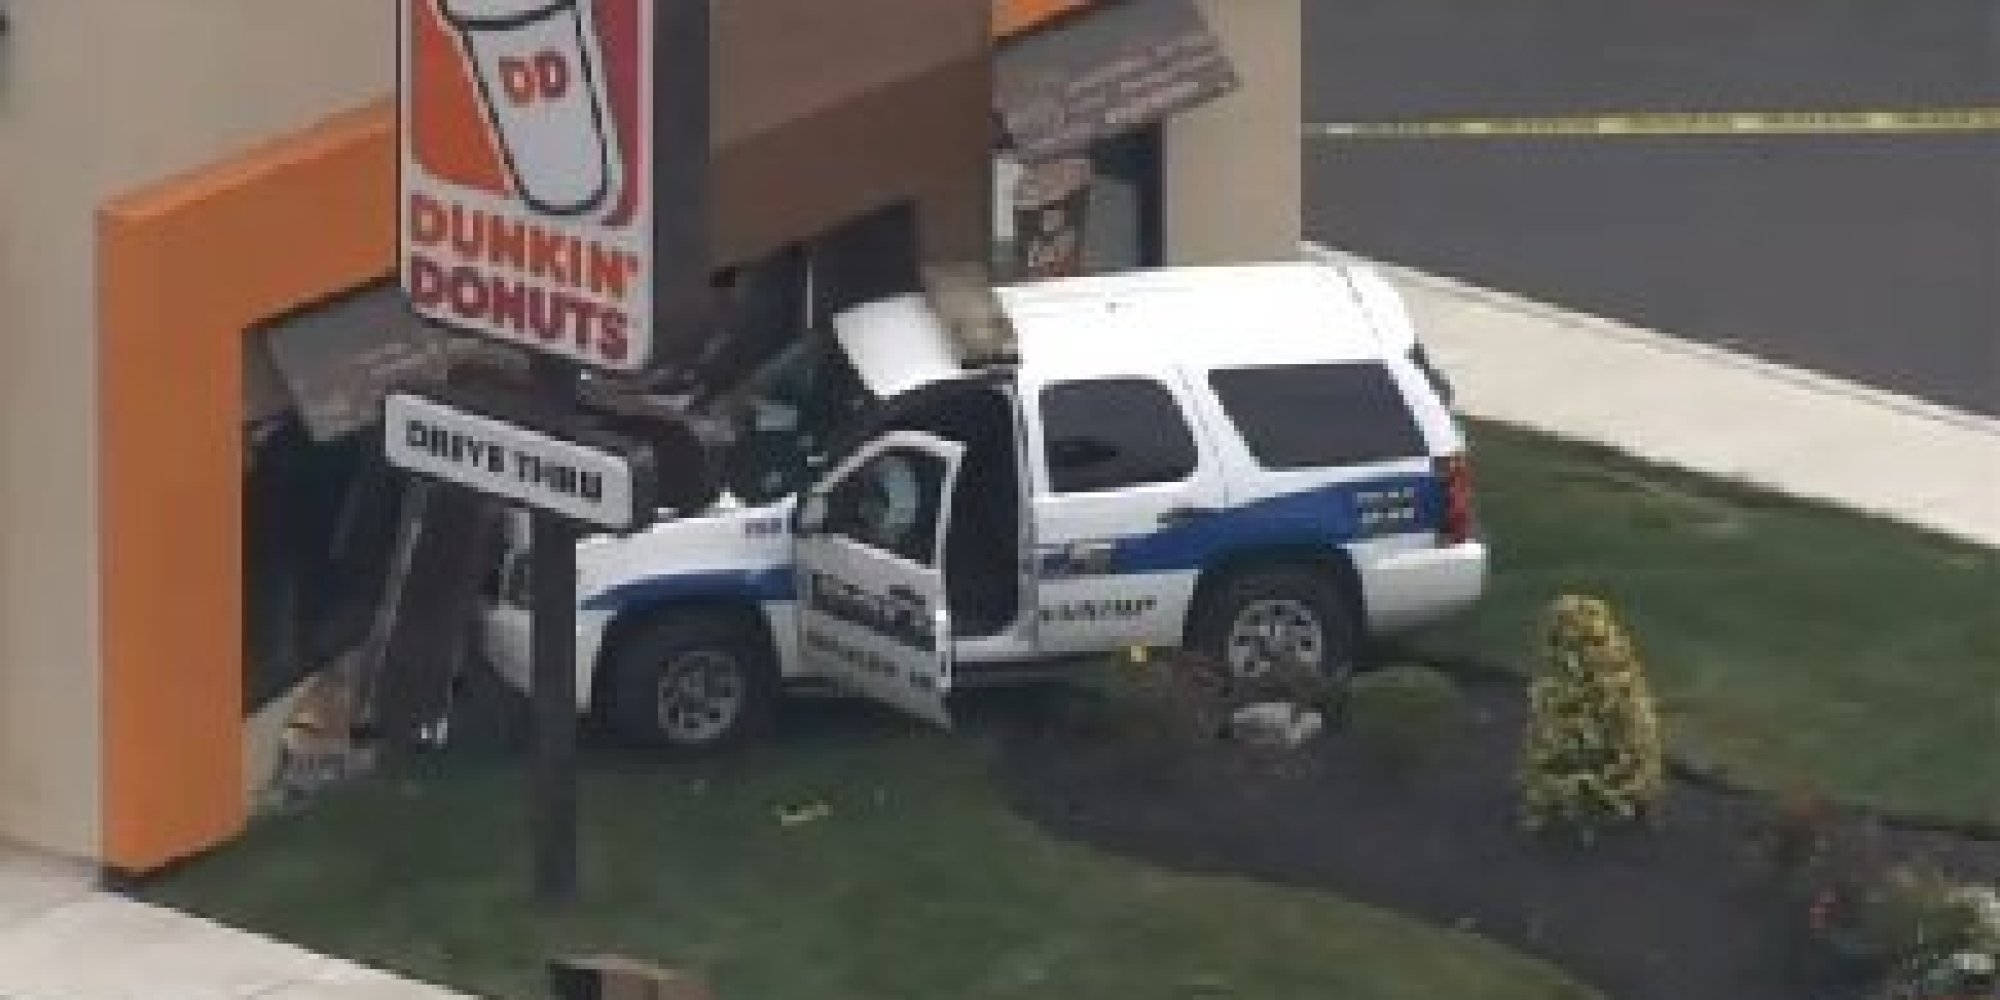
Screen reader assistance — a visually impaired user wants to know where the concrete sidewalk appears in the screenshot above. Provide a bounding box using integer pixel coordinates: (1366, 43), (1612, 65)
(1308, 243), (2000, 549)
(0, 847), (466, 999)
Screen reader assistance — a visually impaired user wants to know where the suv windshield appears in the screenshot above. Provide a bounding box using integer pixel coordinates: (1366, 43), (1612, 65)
(719, 331), (876, 505)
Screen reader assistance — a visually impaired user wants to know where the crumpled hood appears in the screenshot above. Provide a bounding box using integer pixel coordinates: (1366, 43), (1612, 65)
(831, 293), (963, 399)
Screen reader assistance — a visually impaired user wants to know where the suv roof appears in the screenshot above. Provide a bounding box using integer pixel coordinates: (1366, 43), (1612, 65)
(833, 262), (1404, 398)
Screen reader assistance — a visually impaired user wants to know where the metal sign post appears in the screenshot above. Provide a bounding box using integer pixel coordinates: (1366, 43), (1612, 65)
(530, 505), (581, 904)
(381, 365), (658, 909)
(528, 358), (582, 904)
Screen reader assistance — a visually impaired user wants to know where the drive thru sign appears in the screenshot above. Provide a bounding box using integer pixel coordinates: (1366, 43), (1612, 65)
(383, 389), (657, 532)
(399, 0), (659, 371)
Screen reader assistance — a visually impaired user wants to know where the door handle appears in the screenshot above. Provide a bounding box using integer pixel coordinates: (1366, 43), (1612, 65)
(1158, 506), (1220, 526)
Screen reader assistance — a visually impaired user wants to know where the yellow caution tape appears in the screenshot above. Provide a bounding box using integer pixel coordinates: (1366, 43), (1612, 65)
(1311, 107), (2000, 138)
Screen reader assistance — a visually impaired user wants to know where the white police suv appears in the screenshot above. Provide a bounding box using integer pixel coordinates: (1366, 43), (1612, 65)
(482, 261), (1485, 747)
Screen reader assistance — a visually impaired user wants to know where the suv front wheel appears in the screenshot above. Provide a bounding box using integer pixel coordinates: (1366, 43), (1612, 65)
(601, 610), (778, 750)
(1192, 566), (1361, 684)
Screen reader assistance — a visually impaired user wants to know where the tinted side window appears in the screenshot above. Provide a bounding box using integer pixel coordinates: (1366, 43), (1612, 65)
(1209, 363), (1428, 469)
(1040, 378), (1198, 494)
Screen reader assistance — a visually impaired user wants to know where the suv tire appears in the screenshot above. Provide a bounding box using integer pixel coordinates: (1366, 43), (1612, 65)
(1192, 566), (1361, 684)
(602, 610), (777, 750)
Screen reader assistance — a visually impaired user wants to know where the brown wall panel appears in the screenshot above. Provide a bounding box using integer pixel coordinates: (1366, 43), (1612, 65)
(714, 0), (990, 147)
(712, 56), (993, 269)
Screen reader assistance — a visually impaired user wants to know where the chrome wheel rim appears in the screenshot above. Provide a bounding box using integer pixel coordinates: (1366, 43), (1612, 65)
(656, 651), (746, 744)
(1225, 598), (1327, 678)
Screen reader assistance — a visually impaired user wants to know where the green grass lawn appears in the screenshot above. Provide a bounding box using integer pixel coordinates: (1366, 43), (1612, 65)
(142, 723), (1594, 1000)
(143, 420), (1995, 997)
(1410, 421), (2000, 826)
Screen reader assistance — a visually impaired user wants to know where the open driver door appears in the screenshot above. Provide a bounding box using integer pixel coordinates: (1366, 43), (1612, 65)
(793, 430), (965, 727)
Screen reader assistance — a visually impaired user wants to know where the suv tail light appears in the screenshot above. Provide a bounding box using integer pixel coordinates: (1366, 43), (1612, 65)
(1436, 453), (1478, 545)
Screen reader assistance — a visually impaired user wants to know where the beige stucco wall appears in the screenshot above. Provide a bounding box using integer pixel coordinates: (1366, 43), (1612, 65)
(0, 0), (393, 858)
(1165, 0), (1303, 265)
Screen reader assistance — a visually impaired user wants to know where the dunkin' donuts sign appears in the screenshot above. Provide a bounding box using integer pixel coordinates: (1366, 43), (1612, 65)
(400, 0), (656, 371)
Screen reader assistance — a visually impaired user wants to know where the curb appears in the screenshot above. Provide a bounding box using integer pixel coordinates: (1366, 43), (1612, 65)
(1301, 242), (2000, 437)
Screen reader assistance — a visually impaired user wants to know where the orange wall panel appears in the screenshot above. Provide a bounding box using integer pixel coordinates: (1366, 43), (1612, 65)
(97, 102), (398, 872)
(995, 0), (1094, 37)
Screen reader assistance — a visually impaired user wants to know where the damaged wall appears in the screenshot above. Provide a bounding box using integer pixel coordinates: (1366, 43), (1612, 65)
(17, 0), (1290, 869)
(78, 0), (998, 871)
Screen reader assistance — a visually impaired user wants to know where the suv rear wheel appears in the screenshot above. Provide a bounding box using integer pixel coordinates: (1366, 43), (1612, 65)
(602, 610), (777, 750)
(1192, 566), (1361, 684)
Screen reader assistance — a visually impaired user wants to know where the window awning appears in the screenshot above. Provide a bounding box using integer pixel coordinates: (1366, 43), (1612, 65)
(994, 0), (1240, 163)
(257, 284), (451, 442)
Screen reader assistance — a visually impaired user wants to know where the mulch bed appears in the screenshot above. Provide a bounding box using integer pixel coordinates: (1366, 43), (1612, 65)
(986, 678), (2000, 1000)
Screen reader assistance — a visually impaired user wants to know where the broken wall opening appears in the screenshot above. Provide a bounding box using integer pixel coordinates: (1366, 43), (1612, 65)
(235, 197), (926, 807)
(243, 283), (516, 806)
(241, 401), (394, 716)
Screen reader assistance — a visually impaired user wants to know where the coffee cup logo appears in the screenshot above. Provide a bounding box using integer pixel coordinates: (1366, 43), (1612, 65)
(440, 0), (621, 217)
(402, 0), (658, 371)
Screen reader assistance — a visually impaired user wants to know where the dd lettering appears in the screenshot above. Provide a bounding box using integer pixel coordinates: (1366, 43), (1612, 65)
(499, 50), (571, 106)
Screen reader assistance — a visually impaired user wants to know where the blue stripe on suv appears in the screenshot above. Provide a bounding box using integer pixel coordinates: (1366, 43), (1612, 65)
(582, 566), (796, 613)
(1065, 473), (1443, 578)
(582, 473), (1443, 611)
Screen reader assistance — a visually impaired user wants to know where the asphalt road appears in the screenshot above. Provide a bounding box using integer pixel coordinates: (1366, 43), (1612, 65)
(1303, 0), (2000, 416)
(1308, 135), (2000, 415)
(1306, 0), (2000, 120)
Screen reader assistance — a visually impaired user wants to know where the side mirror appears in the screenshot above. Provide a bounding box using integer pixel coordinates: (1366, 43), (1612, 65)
(793, 493), (829, 536)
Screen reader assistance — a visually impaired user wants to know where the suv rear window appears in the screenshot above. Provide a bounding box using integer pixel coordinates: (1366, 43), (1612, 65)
(1209, 363), (1427, 469)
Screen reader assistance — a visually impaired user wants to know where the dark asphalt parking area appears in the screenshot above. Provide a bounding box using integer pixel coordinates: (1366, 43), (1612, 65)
(1301, 0), (1999, 415)
(1307, 134), (2000, 416)
(1306, 0), (2000, 120)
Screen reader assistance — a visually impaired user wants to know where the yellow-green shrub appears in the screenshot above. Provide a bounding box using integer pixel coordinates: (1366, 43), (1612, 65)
(1518, 595), (1666, 838)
